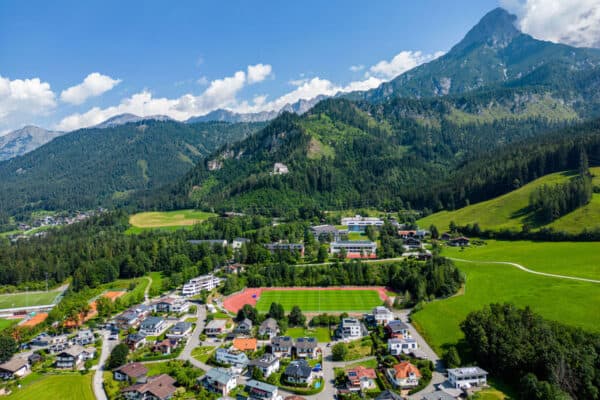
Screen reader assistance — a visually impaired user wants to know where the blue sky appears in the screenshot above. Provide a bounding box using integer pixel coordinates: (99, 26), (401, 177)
(1, 0), (598, 132)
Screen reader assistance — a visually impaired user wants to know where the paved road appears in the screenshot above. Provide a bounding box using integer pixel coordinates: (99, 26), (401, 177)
(93, 330), (118, 400)
(177, 303), (212, 370)
(449, 257), (600, 284)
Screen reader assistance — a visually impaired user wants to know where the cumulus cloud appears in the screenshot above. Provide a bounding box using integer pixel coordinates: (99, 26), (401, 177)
(502, 0), (600, 48)
(247, 64), (272, 84)
(366, 50), (445, 80)
(0, 75), (56, 132)
(349, 64), (365, 72)
(60, 72), (121, 105)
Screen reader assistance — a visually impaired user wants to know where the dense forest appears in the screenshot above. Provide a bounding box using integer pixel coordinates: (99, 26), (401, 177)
(461, 303), (600, 400)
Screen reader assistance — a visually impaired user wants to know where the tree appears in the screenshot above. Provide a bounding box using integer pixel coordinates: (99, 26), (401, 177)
(332, 342), (348, 361)
(96, 296), (113, 318)
(0, 336), (17, 362)
(429, 224), (439, 239)
(443, 346), (461, 369)
(236, 304), (258, 323)
(268, 302), (285, 320)
(338, 247), (347, 260)
(107, 343), (129, 369)
(365, 225), (377, 241)
(288, 306), (306, 327)
(317, 245), (329, 263)
(252, 365), (265, 380)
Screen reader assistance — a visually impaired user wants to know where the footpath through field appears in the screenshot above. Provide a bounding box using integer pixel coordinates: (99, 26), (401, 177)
(449, 258), (600, 284)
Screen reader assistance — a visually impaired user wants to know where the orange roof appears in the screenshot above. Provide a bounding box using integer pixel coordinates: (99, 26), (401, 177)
(21, 312), (48, 327)
(232, 337), (257, 351)
(347, 365), (376, 380)
(392, 362), (421, 379)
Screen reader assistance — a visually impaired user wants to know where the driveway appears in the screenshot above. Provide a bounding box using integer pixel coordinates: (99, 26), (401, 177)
(93, 330), (118, 400)
(177, 303), (213, 370)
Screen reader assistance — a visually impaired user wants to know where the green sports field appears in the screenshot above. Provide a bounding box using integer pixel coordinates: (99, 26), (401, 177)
(6, 373), (94, 400)
(0, 290), (60, 309)
(126, 209), (216, 234)
(255, 289), (383, 313)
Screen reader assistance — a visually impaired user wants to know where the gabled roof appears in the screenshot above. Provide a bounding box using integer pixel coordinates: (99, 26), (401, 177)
(347, 365), (376, 381)
(140, 316), (164, 328)
(249, 353), (279, 368)
(59, 345), (86, 357)
(115, 362), (148, 378)
(122, 374), (176, 400)
(246, 379), (278, 394)
(284, 360), (312, 378)
(0, 357), (28, 373)
(271, 336), (293, 346)
(375, 389), (403, 400)
(295, 337), (318, 349)
(392, 361), (421, 379)
(205, 367), (236, 384)
(232, 337), (257, 351)
(259, 317), (279, 331)
(386, 320), (409, 332)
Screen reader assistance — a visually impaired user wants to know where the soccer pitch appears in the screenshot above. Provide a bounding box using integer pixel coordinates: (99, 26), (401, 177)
(255, 289), (383, 313)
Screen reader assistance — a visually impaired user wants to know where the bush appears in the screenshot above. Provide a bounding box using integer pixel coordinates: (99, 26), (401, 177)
(332, 342), (348, 361)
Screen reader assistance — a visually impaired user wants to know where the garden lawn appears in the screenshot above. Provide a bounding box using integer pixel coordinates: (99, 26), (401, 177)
(443, 240), (600, 280)
(285, 327), (331, 342)
(256, 290), (382, 313)
(192, 346), (216, 363)
(6, 373), (94, 400)
(411, 260), (600, 355)
(0, 290), (61, 309)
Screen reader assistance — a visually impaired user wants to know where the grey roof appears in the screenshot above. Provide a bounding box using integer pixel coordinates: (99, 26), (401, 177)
(140, 316), (164, 328)
(238, 318), (252, 328)
(421, 391), (456, 400)
(206, 319), (227, 329)
(284, 360), (312, 378)
(448, 366), (487, 376)
(246, 379), (278, 394)
(249, 354), (279, 368)
(60, 345), (87, 357)
(294, 337), (318, 349)
(310, 225), (338, 233)
(376, 389), (404, 400)
(169, 322), (192, 333)
(259, 318), (278, 332)
(332, 240), (376, 245)
(204, 367), (236, 385)
(341, 318), (361, 327)
(386, 320), (409, 332)
(271, 336), (293, 346)
(0, 357), (28, 373)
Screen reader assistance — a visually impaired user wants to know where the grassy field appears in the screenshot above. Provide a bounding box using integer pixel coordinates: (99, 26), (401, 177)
(286, 327), (331, 342)
(255, 290), (383, 313)
(444, 240), (600, 280)
(418, 168), (600, 233)
(127, 209), (216, 233)
(6, 373), (94, 400)
(0, 318), (18, 331)
(192, 346), (216, 363)
(412, 259), (600, 355)
(0, 290), (61, 309)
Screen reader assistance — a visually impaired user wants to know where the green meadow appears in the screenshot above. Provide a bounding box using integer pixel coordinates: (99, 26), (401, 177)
(126, 209), (216, 234)
(256, 289), (383, 313)
(0, 290), (61, 309)
(6, 373), (95, 400)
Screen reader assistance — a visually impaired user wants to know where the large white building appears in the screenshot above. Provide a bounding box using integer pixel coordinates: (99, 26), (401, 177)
(447, 367), (488, 389)
(341, 215), (384, 232)
(388, 337), (418, 355)
(338, 318), (367, 339)
(182, 274), (221, 296)
(330, 241), (377, 257)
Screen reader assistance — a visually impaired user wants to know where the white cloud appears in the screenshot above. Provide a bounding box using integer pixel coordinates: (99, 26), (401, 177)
(367, 50), (445, 80)
(0, 75), (56, 132)
(247, 64), (272, 84)
(349, 64), (365, 72)
(196, 76), (209, 85)
(502, 0), (600, 48)
(60, 72), (121, 105)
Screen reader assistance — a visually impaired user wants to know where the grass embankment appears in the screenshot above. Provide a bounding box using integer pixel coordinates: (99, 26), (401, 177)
(126, 209), (216, 234)
(412, 242), (600, 355)
(6, 373), (94, 400)
(255, 290), (383, 313)
(418, 167), (600, 233)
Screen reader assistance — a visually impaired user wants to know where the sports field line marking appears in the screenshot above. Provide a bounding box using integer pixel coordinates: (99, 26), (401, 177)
(449, 257), (600, 284)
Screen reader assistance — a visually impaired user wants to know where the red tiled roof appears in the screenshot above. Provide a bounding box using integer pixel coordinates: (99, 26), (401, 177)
(392, 362), (421, 379)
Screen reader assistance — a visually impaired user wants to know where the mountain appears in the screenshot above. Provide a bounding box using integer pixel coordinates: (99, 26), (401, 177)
(94, 113), (174, 128)
(186, 96), (326, 123)
(348, 8), (600, 102)
(0, 126), (64, 161)
(0, 120), (265, 218)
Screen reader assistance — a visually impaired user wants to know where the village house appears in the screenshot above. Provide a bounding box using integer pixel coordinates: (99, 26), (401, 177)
(55, 345), (95, 369)
(113, 362), (148, 383)
(121, 373), (177, 400)
(330, 240), (377, 258)
(388, 337), (418, 355)
(402, 237), (423, 251)
(448, 237), (470, 247)
(371, 306), (395, 326)
(182, 274), (221, 296)
(294, 337), (319, 359)
(245, 379), (280, 400)
(202, 367), (237, 396)
(386, 361), (421, 388)
(337, 318), (368, 339)
(27, 353), (42, 366)
(153, 338), (179, 355)
(0, 357), (30, 379)
(73, 329), (95, 346)
(166, 322), (193, 339)
(215, 348), (249, 371)
(258, 318), (279, 338)
(270, 336), (293, 358)
(232, 337), (257, 352)
(153, 297), (189, 314)
(447, 367), (488, 389)
(126, 333), (147, 350)
(385, 320), (411, 339)
(139, 316), (167, 336)
(235, 318), (253, 335)
(205, 319), (228, 336)
(284, 360), (314, 385)
(248, 353), (280, 378)
(346, 365), (377, 391)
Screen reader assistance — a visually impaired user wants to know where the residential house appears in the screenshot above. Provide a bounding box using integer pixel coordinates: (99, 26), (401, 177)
(153, 297), (176, 313)
(235, 318), (253, 335)
(385, 320), (410, 339)
(202, 367), (237, 396)
(346, 366), (377, 391)
(258, 318), (279, 339)
(121, 373), (177, 400)
(402, 237), (423, 251)
(166, 322), (193, 339)
(170, 299), (190, 314)
(153, 338), (179, 355)
(447, 367), (488, 389)
(398, 230), (417, 239)
(386, 361), (421, 388)
(421, 391), (458, 400)
(440, 233), (452, 241)
(232, 237), (250, 249)
(371, 306), (395, 326)
(330, 241), (377, 258)
(215, 348), (249, 371)
(113, 362), (148, 383)
(126, 333), (147, 350)
(30, 333), (51, 347)
(341, 215), (384, 232)
(448, 237), (470, 247)
(232, 337), (257, 352)
(270, 336), (293, 358)
(115, 311), (140, 330)
(264, 243), (305, 257)
(294, 337), (319, 359)
(0, 357), (29, 379)
(139, 316), (167, 336)
(284, 360), (314, 385)
(388, 337), (418, 356)
(55, 345), (95, 369)
(205, 319), (227, 336)
(27, 353), (42, 366)
(248, 354), (280, 378)
(73, 329), (95, 346)
(337, 318), (367, 339)
(182, 274), (221, 296)
(245, 379), (279, 400)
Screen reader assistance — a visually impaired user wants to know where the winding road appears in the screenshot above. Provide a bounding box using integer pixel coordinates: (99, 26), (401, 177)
(449, 257), (600, 284)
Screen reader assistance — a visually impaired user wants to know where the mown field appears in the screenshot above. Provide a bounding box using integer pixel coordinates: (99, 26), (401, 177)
(6, 373), (94, 400)
(0, 290), (61, 309)
(412, 242), (600, 354)
(0, 318), (18, 331)
(255, 289), (383, 313)
(127, 209), (216, 233)
(286, 327), (332, 342)
(418, 167), (600, 233)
